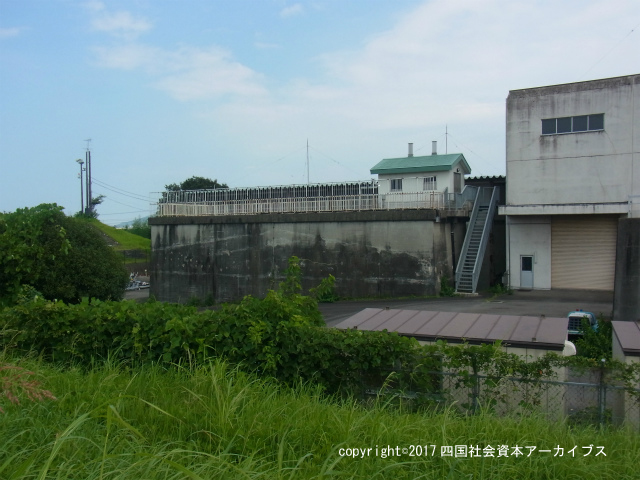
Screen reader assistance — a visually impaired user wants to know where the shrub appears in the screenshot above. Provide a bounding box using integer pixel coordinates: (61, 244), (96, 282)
(0, 204), (129, 305)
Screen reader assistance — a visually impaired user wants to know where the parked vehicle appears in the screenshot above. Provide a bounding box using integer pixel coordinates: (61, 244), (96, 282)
(567, 309), (597, 336)
(126, 280), (150, 291)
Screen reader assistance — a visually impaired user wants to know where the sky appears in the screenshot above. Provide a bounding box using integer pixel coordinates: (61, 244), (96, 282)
(1, 0), (639, 226)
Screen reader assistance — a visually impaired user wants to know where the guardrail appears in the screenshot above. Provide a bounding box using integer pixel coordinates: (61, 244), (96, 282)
(155, 191), (473, 217)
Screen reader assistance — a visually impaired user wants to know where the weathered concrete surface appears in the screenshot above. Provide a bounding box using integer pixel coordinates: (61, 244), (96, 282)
(613, 218), (640, 321)
(150, 210), (465, 303)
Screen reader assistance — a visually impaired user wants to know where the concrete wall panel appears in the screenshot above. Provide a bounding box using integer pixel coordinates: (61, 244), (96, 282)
(613, 218), (640, 321)
(151, 210), (457, 303)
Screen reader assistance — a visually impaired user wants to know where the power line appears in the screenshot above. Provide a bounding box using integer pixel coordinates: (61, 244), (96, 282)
(581, 22), (639, 79)
(92, 179), (150, 202)
(98, 210), (149, 216)
(308, 146), (364, 178)
(93, 192), (150, 210)
(92, 177), (150, 201)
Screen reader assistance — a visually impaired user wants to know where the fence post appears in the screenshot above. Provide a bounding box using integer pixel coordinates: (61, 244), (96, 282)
(599, 359), (607, 426)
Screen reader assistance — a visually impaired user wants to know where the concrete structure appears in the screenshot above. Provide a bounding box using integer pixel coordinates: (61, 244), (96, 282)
(371, 142), (471, 195)
(335, 308), (574, 418)
(613, 218), (640, 322)
(611, 321), (640, 428)
(150, 210), (466, 303)
(500, 74), (640, 292)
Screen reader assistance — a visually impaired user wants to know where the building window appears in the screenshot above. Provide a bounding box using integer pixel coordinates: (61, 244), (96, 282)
(541, 114), (604, 135)
(423, 176), (437, 191)
(390, 178), (403, 192)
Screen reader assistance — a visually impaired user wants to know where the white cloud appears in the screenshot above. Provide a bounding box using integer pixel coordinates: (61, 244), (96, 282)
(280, 4), (304, 18)
(154, 47), (267, 100)
(92, 44), (266, 100)
(0, 27), (22, 38)
(85, 1), (151, 39)
(255, 41), (280, 50)
(207, 0), (640, 181)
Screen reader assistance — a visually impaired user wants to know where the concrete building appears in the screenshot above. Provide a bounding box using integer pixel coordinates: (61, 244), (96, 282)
(499, 74), (640, 292)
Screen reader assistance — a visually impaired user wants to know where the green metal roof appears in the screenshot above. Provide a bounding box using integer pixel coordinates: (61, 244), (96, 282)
(370, 153), (471, 175)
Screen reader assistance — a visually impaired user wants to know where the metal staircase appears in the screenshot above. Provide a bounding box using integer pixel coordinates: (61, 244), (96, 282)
(455, 187), (499, 294)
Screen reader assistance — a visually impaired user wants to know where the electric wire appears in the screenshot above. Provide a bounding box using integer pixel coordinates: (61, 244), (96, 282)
(92, 177), (150, 200)
(92, 179), (150, 202)
(93, 191), (149, 211)
(581, 22), (639, 80)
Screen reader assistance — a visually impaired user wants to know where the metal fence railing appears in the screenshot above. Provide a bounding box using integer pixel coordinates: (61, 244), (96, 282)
(155, 192), (473, 217)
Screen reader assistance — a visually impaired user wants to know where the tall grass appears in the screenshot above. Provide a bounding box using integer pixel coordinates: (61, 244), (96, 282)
(1, 356), (638, 479)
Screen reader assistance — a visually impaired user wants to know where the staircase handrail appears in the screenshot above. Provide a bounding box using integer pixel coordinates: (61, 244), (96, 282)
(455, 187), (481, 286)
(470, 186), (499, 293)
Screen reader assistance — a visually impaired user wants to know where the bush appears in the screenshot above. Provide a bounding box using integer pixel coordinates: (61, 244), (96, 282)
(0, 204), (129, 305)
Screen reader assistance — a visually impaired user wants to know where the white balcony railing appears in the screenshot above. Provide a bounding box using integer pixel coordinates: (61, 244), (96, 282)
(155, 191), (472, 217)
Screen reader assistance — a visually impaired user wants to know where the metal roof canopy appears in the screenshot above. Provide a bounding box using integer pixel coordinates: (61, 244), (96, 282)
(334, 308), (569, 351)
(612, 321), (640, 357)
(370, 153), (471, 175)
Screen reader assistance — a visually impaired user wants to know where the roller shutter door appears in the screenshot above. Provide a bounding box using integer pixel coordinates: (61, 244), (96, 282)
(551, 215), (617, 290)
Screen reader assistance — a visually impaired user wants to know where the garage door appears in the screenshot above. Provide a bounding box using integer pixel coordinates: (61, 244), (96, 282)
(551, 215), (618, 290)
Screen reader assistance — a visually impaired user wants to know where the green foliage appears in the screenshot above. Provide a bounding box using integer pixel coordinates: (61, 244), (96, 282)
(124, 217), (151, 239)
(85, 218), (151, 253)
(74, 195), (105, 219)
(0, 204), (129, 305)
(0, 204), (71, 305)
(309, 274), (338, 302)
(574, 316), (612, 361)
(278, 255), (302, 296)
(2, 358), (638, 480)
(439, 275), (456, 297)
(165, 176), (228, 191)
(489, 283), (513, 296)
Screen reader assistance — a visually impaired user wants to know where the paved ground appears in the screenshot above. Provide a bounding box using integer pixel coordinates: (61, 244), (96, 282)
(124, 283), (613, 327)
(319, 289), (614, 327)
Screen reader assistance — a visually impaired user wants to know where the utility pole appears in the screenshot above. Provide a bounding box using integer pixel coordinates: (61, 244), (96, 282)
(84, 139), (92, 214)
(76, 158), (85, 213)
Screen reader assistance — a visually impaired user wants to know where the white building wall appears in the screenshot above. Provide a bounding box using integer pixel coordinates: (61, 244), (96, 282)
(504, 75), (639, 214)
(377, 160), (468, 194)
(507, 216), (551, 290)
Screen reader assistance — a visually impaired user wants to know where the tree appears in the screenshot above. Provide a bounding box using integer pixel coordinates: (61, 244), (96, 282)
(125, 217), (151, 239)
(0, 204), (129, 305)
(75, 195), (105, 219)
(165, 176), (228, 191)
(0, 204), (70, 305)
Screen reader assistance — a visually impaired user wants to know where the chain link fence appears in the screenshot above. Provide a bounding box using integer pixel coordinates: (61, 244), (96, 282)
(365, 368), (640, 430)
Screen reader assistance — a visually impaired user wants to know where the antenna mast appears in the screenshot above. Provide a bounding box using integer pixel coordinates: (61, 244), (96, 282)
(306, 139), (310, 185)
(445, 125), (448, 154)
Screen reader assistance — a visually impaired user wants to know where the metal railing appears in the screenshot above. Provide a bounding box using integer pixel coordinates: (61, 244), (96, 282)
(470, 187), (499, 292)
(455, 187), (481, 288)
(155, 191), (472, 217)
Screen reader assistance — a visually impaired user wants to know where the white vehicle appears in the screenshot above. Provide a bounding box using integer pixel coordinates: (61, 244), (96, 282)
(126, 280), (150, 291)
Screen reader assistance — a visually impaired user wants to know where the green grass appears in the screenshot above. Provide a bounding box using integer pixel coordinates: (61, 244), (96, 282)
(1, 356), (638, 479)
(82, 218), (151, 253)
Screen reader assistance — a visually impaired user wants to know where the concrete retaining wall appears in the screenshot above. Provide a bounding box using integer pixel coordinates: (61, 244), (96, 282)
(613, 218), (640, 321)
(150, 210), (465, 303)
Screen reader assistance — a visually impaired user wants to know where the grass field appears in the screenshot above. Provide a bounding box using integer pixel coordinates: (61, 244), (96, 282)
(84, 218), (151, 253)
(1, 356), (638, 479)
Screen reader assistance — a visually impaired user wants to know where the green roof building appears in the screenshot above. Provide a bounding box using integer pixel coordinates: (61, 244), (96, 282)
(370, 143), (471, 195)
